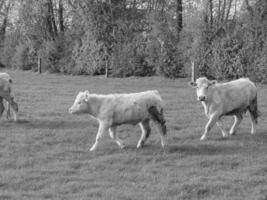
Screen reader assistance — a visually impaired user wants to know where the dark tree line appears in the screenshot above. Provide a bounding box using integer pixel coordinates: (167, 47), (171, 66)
(0, 0), (266, 81)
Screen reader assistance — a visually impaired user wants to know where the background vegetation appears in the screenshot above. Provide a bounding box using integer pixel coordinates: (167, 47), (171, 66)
(0, 0), (266, 80)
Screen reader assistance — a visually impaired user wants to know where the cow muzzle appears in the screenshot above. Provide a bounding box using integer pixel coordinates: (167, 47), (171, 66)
(198, 96), (206, 101)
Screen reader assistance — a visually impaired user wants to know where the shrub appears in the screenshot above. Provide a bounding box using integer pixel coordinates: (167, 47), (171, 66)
(11, 43), (33, 70)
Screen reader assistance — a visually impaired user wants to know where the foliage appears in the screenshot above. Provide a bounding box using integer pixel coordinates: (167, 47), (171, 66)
(0, 0), (266, 81)
(193, 0), (267, 82)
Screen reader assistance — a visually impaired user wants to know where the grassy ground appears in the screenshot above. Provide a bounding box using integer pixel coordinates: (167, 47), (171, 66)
(0, 70), (267, 200)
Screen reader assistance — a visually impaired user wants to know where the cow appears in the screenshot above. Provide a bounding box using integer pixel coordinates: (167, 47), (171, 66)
(69, 90), (167, 151)
(0, 73), (18, 122)
(189, 77), (259, 140)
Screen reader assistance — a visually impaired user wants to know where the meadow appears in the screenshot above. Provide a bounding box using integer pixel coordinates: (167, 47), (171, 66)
(0, 70), (267, 200)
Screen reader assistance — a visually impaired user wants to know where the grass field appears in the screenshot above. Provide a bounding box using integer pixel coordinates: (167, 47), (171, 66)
(0, 70), (267, 200)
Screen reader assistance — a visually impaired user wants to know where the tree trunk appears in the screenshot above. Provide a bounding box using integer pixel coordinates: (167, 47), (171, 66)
(58, 0), (64, 34)
(176, 0), (183, 38)
(49, 0), (58, 37)
(225, 0), (233, 22)
(209, 0), (213, 28)
(45, 0), (57, 40)
(217, 0), (222, 27)
(38, 55), (42, 74)
(221, 0), (226, 24)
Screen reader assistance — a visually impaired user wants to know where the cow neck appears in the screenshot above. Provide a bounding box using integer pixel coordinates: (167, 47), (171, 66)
(87, 94), (102, 118)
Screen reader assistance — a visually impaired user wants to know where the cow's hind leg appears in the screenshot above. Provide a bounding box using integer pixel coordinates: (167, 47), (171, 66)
(109, 127), (125, 149)
(248, 96), (259, 134)
(6, 101), (11, 120)
(229, 114), (243, 135)
(216, 120), (228, 138)
(137, 119), (151, 148)
(148, 106), (167, 147)
(90, 121), (109, 151)
(0, 98), (4, 118)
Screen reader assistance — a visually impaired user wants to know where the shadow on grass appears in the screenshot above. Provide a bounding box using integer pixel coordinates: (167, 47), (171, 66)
(10, 118), (93, 130)
(225, 130), (267, 143)
(167, 143), (241, 156)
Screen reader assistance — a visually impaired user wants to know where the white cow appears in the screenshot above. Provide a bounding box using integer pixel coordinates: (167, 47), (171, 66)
(0, 73), (18, 122)
(69, 90), (167, 151)
(189, 77), (259, 140)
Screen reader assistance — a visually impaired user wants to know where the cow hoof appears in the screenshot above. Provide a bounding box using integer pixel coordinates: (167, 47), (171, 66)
(137, 142), (144, 149)
(89, 146), (97, 151)
(119, 143), (126, 149)
(200, 136), (207, 141)
(229, 131), (236, 136)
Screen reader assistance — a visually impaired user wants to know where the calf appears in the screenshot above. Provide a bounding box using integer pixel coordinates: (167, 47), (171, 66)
(0, 72), (18, 121)
(69, 90), (167, 151)
(189, 77), (259, 140)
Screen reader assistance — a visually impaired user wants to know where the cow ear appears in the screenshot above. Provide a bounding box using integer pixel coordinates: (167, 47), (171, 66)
(188, 81), (197, 88)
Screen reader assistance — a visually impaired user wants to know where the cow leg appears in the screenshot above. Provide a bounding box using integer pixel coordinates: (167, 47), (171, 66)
(148, 106), (167, 148)
(90, 122), (109, 151)
(229, 115), (243, 135)
(216, 120), (228, 138)
(249, 112), (257, 134)
(248, 96), (258, 134)
(137, 119), (151, 148)
(109, 127), (125, 149)
(10, 98), (18, 122)
(201, 113), (219, 140)
(0, 98), (4, 118)
(6, 101), (11, 120)
(152, 120), (167, 148)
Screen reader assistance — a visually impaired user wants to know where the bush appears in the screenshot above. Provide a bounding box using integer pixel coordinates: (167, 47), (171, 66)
(0, 34), (19, 68)
(157, 48), (185, 78)
(71, 32), (105, 75)
(11, 43), (33, 70)
(111, 40), (156, 77)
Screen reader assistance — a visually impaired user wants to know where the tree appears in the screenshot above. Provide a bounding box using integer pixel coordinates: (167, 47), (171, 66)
(0, 0), (12, 42)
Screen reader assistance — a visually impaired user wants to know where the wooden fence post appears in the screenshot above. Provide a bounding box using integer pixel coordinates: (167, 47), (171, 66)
(105, 59), (108, 78)
(38, 55), (42, 74)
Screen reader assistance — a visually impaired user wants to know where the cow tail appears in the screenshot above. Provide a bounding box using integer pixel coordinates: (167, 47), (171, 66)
(148, 106), (167, 135)
(248, 95), (260, 124)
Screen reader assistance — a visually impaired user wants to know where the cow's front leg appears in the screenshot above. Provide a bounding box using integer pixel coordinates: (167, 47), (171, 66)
(229, 115), (242, 135)
(216, 120), (228, 138)
(109, 127), (125, 149)
(6, 102), (11, 120)
(201, 113), (219, 141)
(137, 119), (151, 148)
(90, 121), (109, 151)
(0, 98), (4, 118)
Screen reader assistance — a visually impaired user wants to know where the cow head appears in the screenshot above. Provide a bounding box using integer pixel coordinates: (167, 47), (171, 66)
(69, 90), (90, 114)
(189, 77), (217, 102)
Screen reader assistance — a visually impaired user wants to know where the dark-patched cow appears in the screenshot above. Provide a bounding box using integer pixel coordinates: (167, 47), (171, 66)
(189, 77), (259, 140)
(69, 90), (167, 151)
